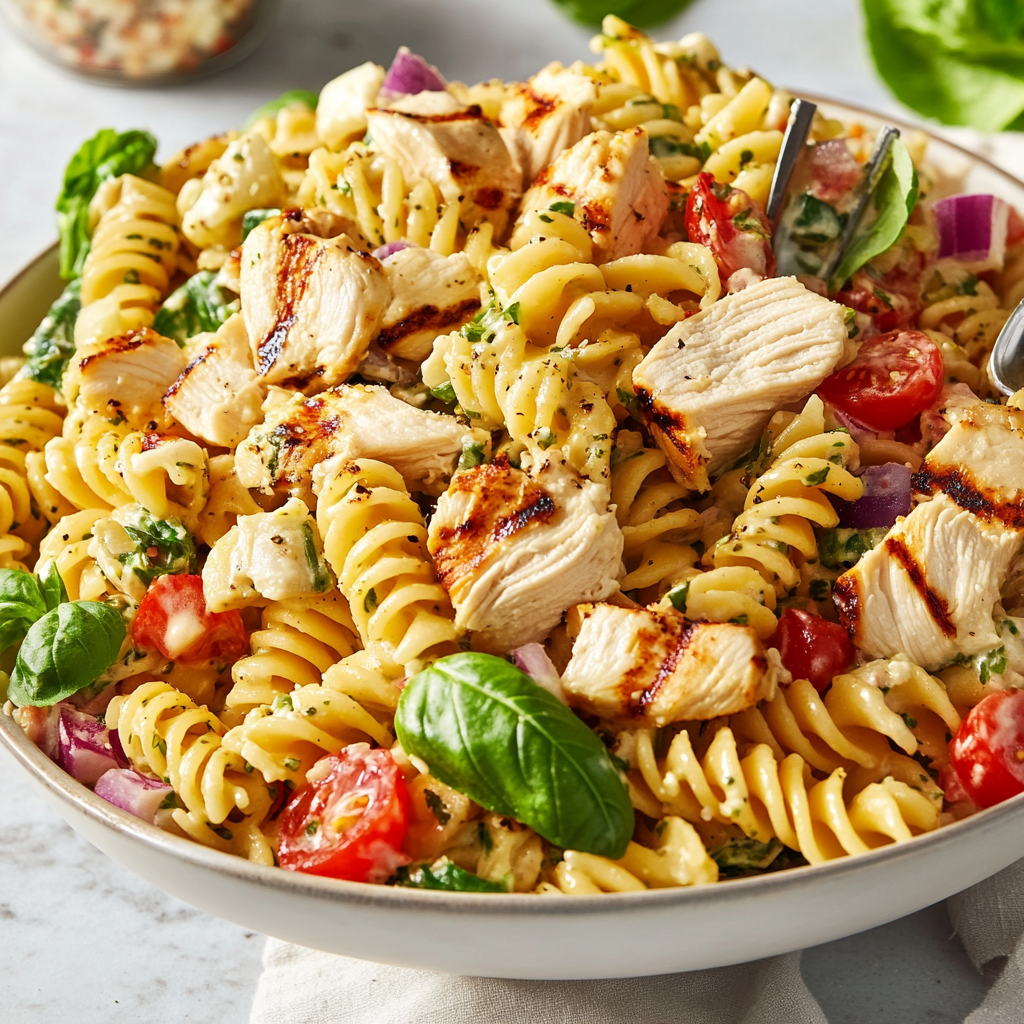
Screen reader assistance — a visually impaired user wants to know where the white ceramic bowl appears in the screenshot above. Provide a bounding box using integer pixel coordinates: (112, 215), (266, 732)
(3, 103), (1024, 981)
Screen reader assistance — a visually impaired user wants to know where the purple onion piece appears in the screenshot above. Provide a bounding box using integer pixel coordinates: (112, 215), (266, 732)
(380, 47), (446, 101)
(513, 643), (566, 703)
(372, 239), (412, 261)
(94, 769), (173, 824)
(55, 705), (120, 786)
(833, 462), (913, 529)
(933, 194), (1008, 271)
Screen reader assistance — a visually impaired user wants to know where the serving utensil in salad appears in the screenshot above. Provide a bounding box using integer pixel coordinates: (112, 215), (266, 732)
(766, 98), (817, 224)
(989, 297), (1024, 395)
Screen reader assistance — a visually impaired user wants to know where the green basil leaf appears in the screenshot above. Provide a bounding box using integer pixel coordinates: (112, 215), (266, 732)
(117, 507), (197, 586)
(56, 129), (158, 280)
(8, 601), (126, 707)
(395, 653), (634, 858)
(392, 860), (506, 892)
(152, 270), (239, 345)
(244, 90), (319, 130)
(551, 0), (695, 28)
(39, 562), (69, 611)
(0, 570), (48, 652)
(242, 208), (282, 241)
(829, 137), (918, 292)
(22, 279), (81, 391)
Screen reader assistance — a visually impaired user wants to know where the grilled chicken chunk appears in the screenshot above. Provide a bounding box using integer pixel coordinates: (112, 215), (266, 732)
(835, 494), (1024, 669)
(317, 62), (386, 150)
(377, 247), (481, 362)
(365, 102), (521, 217)
(426, 450), (623, 651)
(204, 497), (332, 612)
(500, 63), (598, 187)
(235, 384), (488, 500)
(240, 217), (390, 391)
(836, 400), (1024, 669)
(515, 128), (668, 262)
(163, 314), (266, 447)
(562, 602), (776, 725)
(65, 328), (187, 426)
(180, 132), (285, 250)
(633, 277), (848, 490)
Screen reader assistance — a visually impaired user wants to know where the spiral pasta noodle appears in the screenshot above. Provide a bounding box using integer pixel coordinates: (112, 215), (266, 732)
(35, 508), (114, 602)
(314, 458), (458, 669)
(107, 681), (274, 863)
(75, 175), (180, 347)
(711, 396), (863, 594)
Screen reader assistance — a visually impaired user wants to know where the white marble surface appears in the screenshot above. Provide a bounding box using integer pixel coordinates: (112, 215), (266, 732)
(0, 0), (1001, 1020)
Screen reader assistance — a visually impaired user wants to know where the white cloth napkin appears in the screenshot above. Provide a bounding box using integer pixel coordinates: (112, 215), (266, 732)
(249, 128), (1024, 1024)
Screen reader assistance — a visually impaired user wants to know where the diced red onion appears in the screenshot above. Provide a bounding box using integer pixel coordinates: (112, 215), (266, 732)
(810, 139), (862, 204)
(513, 643), (567, 703)
(372, 240), (412, 261)
(833, 462), (913, 529)
(94, 769), (173, 824)
(380, 47), (446, 103)
(55, 705), (120, 786)
(933, 194), (1008, 272)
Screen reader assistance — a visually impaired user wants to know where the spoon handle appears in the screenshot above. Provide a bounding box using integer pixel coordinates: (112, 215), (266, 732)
(766, 98), (817, 225)
(989, 296), (1024, 395)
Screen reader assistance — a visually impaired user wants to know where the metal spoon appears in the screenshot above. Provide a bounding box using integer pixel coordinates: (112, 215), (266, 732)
(766, 98), (817, 225)
(988, 297), (1024, 395)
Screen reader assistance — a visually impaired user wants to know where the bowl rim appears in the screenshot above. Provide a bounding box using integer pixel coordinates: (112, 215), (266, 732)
(5, 95), (1024, 918)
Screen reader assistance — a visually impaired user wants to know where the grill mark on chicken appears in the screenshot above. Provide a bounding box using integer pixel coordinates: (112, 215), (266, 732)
(164, 345), (213, 400)
(256, 233), (322, 376)
(372, 104), (487, 125)
(635, 617), (700, 714)
(885, 535), (957, 637)
(449, 159), (480, 181)
(832, 572), (859, 636)
(635, 387), (707, 487)
(265, 396), (341, 485)
(473, 187), (505, 211)
(376, 297), (481, 350)
(76, 330), (150, 372)
(493, 493), (556, 542)
(914, 465), (1024, 530)
(520, 90), (557, 131)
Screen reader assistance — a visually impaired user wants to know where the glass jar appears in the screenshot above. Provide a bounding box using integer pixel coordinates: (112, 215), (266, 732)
(0, 0), (279, 84)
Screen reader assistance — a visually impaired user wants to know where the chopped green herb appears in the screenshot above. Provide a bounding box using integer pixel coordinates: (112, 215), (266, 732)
(424, 788), (451, 825)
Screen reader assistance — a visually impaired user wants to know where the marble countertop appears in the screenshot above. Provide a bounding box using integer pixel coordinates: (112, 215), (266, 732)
(0, 0), (1001, 1019)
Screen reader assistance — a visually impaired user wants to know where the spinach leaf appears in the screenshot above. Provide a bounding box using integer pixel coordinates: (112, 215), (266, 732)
(22, 279), (81, 391)
(818, 527), (889, 571)
(242, 208), (282, 241)
(152, 270), (239, 344)
(391, 860), (506, 892)
(56, 129), (158, 280)
(0, 570), (48, 652)
(8, 601), (126, 707)
(244, 90), (319, 130)
(829, 137), (917, 292)
(118, 507), (197, 586)
(863, 0), (1024, 131)
(395, 653), (634, 858)
(552, 0), (694, 29)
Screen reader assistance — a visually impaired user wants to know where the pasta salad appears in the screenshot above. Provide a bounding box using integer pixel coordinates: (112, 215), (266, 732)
(6, 16), (1024, 895)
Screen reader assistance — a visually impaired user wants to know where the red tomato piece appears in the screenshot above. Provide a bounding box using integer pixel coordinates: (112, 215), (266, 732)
(947, 689), (1024, 809)
(685, 172), (776, 282)
(835, 268), (921, 335)
(768, 608), (855, 693)
(809, 139), (862, 205)
(279, 744), (410, 882)
(817, 329), (943, 432)
(132, 574), (248, 664)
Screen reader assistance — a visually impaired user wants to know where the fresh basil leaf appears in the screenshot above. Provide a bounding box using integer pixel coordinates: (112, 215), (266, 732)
(0, 570), (48, 652)
(39, 562), (69, 611)
(395, 653), (634, 858)
(242, 208), (281, 241)
(244, 90), (319, 130)
(56, 129), (158, 280)
(152, 270), (239, 345)
(22, 279), (82, 391)
(863, 0), (1024, 131)
(117, 507), (197, 586)
(8, 601), (126, 707)
(829, 137), (917, 292)
(551, 0), (694, 28)
(392, 860), (506, 892)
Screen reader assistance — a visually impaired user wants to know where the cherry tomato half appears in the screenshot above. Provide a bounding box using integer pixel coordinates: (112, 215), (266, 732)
(835, 269), (921, 335)
(279, 745), (410, 882)
(947, 689), (1024, 809)
(768, 608), (855, 693)
(132, 574), (248, 664)
(817, 329), (943, 432)
(685, 172), (776, 282)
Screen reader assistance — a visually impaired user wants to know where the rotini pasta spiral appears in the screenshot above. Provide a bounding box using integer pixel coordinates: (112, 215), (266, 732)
(313, 457), (458, 669)
(35, 508), (114, 602)
(222, 593), (361, 725)
(711, 396), (863, 594)
(107, 681), (274, 863)
(75, 175), (180, 347)
(197, 453), (263, 548)
(633, 725), (939, 866)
